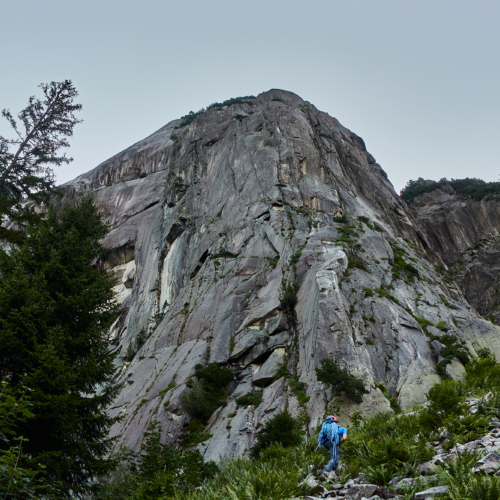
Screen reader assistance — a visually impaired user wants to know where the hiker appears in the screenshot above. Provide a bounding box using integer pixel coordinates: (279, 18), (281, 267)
(318, 415), (348, 473)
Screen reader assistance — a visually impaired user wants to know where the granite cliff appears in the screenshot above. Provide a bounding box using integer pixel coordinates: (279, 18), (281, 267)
(62, 90), (500, 461)
(407, 180), (500, 325)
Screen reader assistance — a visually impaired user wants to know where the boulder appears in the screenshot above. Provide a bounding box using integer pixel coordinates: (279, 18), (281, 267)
(344, 483), (378, 500)
(473, 452), (500, 474)
(414, 486), (448, 499)
(252, 348), (286, 386)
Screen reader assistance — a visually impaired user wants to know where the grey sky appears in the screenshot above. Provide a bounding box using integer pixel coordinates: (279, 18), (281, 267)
(1, 0), (499, 193)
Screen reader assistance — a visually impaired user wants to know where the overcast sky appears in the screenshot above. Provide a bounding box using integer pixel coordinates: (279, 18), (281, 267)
(1, 0), (499, 193)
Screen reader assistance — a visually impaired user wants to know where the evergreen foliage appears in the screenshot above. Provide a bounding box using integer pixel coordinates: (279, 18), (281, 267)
(93, 424), (218, 500)
(250, 411), (302, 458)
(400, 177), (500, 203)
(280, 283), (299, 311)
(0, 382), (64, 499)
(316, 358), (368, 404)
(206, 96), (256, 109)
(0, 81), (82, 242)
(0, 197), (120, 495)
(181, 363), (233, 424)
(236, 391), (263, 407)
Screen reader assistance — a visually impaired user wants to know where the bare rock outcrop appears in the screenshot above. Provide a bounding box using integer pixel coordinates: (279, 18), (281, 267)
(62, 89), (500, 461)
(409, 183), (500, 324)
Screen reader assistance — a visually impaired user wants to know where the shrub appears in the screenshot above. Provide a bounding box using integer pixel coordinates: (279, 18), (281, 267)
(391, 245), (419, 281)
(436, 451), (500, 500)
(180, 440), (324, 500)
(236, 391), (263, 407)
(274, 360), (292, 380)
(341, 411), (434, 480)
(374, 383), (401, 413)
(177, 110), (204, 128)
(280, 283), (299, 311)
(232, 114), (247, 122)
(418, 379), (465, 429)
(400, 177), (500, 204)
(290, 249), (303, 264)
(415, 316), (433, 333)
(182, 419), (212, 447)
(207, 96), (256, 109)
(211, 250), (237, 259)
(181, 363), (234, 424)
(315, 359), (368, 404)
(364, 287), (374, 297)
(439, 293), (451, 307)
(374, 287), (400, 305)
(93, 423), (217, 499)
(436, 320), (448, 331)
(348, 254), (368, 271)
(465, 355), (500, 391)
(271, 97), (284, 102)
(288, 377), (310, 406)
(333, 214), (348, 223)
(139, 172), (147, 178)
(250, 412), (302, 458)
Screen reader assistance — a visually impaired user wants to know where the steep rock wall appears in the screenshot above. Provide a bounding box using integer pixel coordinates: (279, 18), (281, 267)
(63, 90), (500, 461)
(410, 186), (500, 324)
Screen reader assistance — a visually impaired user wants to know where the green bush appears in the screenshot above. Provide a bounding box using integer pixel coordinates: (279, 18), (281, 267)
(392, 245), (419, 281)
(333, 214), (348, 223)
(280, 283), (299, 311)
(436, 451), (500, 500)
(236, 391), (263, 407)
(288, 377), (310, 406)
(250, 412), (302, 458)
(207, 96), (256, 109)
(342, 411), (434, 481)
(374, 287), (400, 305)
(415, 316), (433, 332)
(181, 363), (234, 424)
(93, 424), (217, 499)
(315, 359), (368, 404)
(211, 250), (237, 259)
(400, 177), (500, 203)
(374, 383), (401, 413)
(290, 249), (303, 264)
(182, 419), (212, 447)
(436, 320), (448, 331)
(177, 110), (204, 128)
(419, 379), (465, 429)
(465, 355), (500, 391)
(182, 441), (324, 500)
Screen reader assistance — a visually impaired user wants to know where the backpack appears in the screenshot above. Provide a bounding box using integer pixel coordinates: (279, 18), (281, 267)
(318, 419), (340, 447)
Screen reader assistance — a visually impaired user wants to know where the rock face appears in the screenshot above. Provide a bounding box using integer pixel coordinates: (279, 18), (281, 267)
(62, 89), (500, 461)
(409, 185), (500, 325)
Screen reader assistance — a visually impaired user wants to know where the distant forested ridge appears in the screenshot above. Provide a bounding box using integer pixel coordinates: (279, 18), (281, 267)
(400, 177), (500, 203)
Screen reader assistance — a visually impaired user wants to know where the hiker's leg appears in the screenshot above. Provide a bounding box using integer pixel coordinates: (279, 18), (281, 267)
(324, 443), (336, 472)
(332, 445), (341, 469)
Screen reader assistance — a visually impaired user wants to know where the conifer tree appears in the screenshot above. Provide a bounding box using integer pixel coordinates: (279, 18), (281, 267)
(0, 80), (82, 242)
(0, 196), (119, 496)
